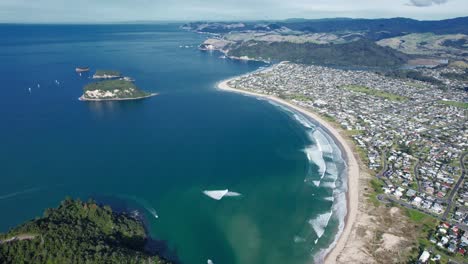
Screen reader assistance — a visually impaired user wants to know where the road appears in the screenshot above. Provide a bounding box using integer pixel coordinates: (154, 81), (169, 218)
(413, 159), (422, 193)
(442, 152), (467, 220)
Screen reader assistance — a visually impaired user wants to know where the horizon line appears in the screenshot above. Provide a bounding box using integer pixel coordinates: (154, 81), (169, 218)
(0, 15), (466, 25)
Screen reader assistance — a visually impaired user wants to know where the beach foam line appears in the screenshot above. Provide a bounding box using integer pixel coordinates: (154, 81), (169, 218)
(293, 113), (314, 129)
(217, 73), (360, 264)
(203, 189), (241, 200)
(304, 145), (326, 183)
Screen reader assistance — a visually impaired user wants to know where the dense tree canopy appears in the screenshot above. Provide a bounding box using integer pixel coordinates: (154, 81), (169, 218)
(0, 198), (170, 264)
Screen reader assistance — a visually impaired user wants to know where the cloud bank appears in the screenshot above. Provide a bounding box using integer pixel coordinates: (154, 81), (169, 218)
(409, 0), (449, 7)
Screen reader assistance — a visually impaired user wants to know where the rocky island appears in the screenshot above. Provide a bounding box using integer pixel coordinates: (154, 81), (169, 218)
(0, 198), (170, 264)
(79, 79), (156, 101)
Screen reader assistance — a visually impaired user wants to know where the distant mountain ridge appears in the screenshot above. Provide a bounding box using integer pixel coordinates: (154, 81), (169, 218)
(182, 16), (468, 39)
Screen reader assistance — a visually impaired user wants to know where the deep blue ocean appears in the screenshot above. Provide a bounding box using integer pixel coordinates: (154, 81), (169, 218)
(0, 24), (346, 264)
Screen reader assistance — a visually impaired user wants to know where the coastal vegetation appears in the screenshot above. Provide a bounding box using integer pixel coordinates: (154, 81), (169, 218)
(0, 198), (170, 264)
(342, 85), (407, 101)
(81, 79), (153, 101)
(94, 70), (121, 77)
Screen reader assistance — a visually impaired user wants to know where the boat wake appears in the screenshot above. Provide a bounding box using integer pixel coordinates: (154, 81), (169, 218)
(119, 195), (160, 220)
(0, 187), (41, 201)
(203, 189), (241, 200)
(148, 207), (159, 219)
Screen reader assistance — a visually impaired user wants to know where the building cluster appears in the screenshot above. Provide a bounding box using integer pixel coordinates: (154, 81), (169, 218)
(228, 63), (467, 232)
(418, 222), (467, 263)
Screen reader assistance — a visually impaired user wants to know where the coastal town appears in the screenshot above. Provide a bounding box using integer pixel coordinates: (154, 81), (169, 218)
(225, 62), (467, 262)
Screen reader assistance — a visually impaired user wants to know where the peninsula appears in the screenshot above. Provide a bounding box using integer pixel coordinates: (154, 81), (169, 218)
(0, 198), (170, 264)
(79, 79), (156, 101)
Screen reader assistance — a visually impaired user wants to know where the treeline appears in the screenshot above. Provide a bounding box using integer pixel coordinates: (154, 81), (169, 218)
(441, 69), (468, 81)
(384, 70), (444, 86)
(0, 198), (170, 264)
(228, 39), (409, 67)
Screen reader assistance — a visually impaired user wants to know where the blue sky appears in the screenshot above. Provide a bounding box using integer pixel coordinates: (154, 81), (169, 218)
(0, 0), (466, 23)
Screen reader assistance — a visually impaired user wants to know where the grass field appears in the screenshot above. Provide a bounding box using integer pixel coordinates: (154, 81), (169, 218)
(343, 85), (407, 101)
(438, 100), (468, 109)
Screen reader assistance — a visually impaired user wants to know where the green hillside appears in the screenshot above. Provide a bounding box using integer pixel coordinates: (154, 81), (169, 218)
(227, 39), (410, 67)
(0, 198), (170, 264)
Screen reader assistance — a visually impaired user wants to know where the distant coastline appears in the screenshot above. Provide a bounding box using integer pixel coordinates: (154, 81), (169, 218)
(217, 70), (360, 264)
(78, 93), (158, 101)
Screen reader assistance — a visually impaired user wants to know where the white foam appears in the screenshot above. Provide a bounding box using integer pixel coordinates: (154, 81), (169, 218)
(304, 145), (326, 180)
(268, 101), (295, 115)
(294, 236), (306, 243)
(225, 191), (242, 197)
(324, 197), (335, 202)
(293, 113), (313, 129)
(207, 260), (214, 264)
(321, 181), (336, 189)
(312, 130), (333, 154)
(313, 190), (348, 264)
(324, 162), (338, 181)
(309, 211), (333, 240)
(203, 189), (241, 200)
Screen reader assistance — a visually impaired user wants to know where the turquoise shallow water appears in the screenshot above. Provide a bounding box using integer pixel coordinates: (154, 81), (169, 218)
(0, 24), (346, 264)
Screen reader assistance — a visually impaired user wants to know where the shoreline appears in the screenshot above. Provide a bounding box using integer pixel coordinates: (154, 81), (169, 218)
(217, 77), (360, 264)
(78, 93), (158, 102)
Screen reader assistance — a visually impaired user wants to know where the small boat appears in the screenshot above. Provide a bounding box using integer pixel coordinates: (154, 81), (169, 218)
(75, 67), (90, 73)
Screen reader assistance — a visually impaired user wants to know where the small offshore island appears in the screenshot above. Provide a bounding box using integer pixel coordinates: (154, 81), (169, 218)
(80, 70), (156, 101)
(0, 198), (170, 264)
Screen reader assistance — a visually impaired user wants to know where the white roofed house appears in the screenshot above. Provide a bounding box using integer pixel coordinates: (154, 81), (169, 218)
(418, 250), (430, 263)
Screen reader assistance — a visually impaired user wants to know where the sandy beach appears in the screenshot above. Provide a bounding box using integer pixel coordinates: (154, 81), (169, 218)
(217, 78), (360, 264)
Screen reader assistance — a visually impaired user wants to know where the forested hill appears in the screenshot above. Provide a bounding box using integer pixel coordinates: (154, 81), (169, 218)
(0, 198), (170, 264)
(228, 40), (410, 67)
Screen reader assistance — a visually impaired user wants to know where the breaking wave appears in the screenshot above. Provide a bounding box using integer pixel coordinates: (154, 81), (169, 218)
(263, 97), (349, 263)
(293, 113), (313, 129)
(309, 211), (333, 241)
